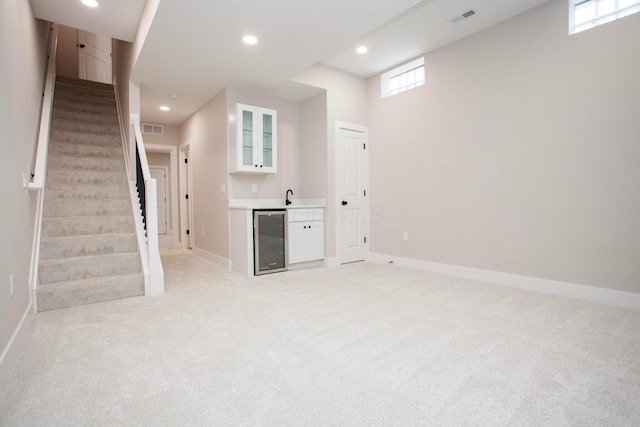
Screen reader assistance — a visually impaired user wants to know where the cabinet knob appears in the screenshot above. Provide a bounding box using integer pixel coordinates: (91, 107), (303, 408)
(254, 164), (258, 167)
(341, 201), (348, 206)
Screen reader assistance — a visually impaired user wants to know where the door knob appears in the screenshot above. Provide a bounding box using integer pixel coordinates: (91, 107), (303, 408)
(341, 201), (348, 206)
(78, 43), (86, 49)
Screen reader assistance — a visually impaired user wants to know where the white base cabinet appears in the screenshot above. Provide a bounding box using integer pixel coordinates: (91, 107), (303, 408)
(288, 208), (324, 264)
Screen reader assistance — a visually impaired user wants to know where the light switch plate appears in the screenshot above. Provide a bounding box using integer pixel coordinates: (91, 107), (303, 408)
(251, 184), (258, 193)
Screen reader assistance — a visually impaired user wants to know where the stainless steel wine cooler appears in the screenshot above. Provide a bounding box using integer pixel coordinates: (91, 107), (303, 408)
(253, 210), (288, 276)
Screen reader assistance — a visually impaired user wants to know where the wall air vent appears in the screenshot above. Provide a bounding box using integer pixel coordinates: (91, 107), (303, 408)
(142, 123), (164, 135)
(451, 9), (476, 23)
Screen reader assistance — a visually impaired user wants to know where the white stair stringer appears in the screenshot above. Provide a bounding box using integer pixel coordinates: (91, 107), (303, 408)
(129, 180), (151, 296)
(36, 76), (145, 312)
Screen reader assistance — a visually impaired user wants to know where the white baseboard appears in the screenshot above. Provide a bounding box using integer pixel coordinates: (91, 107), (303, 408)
(192, 247), (230, 270)
(368, 252), (640, 310)
(289, 260), (324, 271)
(0, 303), (33, 388)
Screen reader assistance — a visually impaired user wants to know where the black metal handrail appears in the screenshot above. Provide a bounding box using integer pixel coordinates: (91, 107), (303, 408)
(135, 140), (146, 230)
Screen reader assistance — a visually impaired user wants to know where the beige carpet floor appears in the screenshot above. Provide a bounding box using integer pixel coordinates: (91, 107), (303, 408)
(1, 251), (640, 426)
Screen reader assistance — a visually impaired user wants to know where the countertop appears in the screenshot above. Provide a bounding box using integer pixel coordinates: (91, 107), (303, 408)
(228, 198), (325, 210)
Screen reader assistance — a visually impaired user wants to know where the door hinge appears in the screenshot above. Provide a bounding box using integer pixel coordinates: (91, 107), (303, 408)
(363, 143), (366, 149)
(186, 230), (190, 235)
(184, 158), (188, 163)
(185, 194), (189, 199)
(364, 190), (367, 197)
(364, 236), (367, 243)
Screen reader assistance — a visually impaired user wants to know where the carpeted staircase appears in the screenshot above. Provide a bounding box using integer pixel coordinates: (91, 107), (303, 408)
(37, 76), (144, 312)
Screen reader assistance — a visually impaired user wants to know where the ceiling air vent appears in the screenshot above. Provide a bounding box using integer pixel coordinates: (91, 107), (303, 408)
(142, 123), (164, 135)
(451, 9), (476, 23)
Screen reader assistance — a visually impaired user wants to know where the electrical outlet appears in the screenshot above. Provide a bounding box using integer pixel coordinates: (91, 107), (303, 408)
(10, 273), (14, 297)
(201, 228), (205, 237)
(220, 184), (226, 194)
(402, 231), (409, 241)
(251, 184), (258, 193)
(22, 172), (28, 189)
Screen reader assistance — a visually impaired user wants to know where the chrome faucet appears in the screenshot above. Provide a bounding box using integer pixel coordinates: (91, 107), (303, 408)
(285, 189), (293, 206)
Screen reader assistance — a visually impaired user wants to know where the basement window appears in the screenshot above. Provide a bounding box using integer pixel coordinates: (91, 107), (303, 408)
(381, 57), (425, 98)
(570, 0), (640, 34)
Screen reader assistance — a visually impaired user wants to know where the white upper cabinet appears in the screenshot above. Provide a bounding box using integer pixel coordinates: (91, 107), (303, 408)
(229, 103), (277, 174)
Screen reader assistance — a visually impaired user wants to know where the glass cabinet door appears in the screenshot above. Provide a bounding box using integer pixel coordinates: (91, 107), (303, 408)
(242, 109), (254, 167)
(262, 112), (273, 168)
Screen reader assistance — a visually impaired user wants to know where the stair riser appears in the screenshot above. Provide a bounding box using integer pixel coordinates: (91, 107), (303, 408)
(36, 274), (144, 312)
(46, 170), (127, 185)
(39, 255), (141, 284)
(44, 200), (132, 217)
(55, 82), (114, 99)
(49, 129), (121, 146)
(55, 91), (116, 107)
(51, 119), (120, 135)
(48, 142), (122, 159)
(46, 185), (129, 200)
(52, 108), (119, 125)
(53, 98), (117, 116)
(47, 155), (124, 171)
(40, 234), (138, 260)
(41, 216), (135, 238)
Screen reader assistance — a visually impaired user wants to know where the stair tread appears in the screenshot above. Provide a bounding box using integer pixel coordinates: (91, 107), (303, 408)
(38, 272), (143, 287)
(39, 251), (139, 266)
(41, 232), (136, 242)
(43, 215), (133, 222)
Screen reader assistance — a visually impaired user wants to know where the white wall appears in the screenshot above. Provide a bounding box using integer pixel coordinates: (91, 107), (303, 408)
(292, 64), (368, 258)
(111, 38), (135, 169)
(226, 87), (302, 201)
(299, 91), (328, 199)
(143, 124), (179, 146)
(367, 0), (640, 293)
(0, 3), (49, 385)
(55, 25), (78, 78)
(179, 89), (230, 258)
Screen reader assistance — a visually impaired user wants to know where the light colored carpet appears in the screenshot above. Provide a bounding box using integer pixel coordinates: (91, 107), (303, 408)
(1, 252), (640, 426)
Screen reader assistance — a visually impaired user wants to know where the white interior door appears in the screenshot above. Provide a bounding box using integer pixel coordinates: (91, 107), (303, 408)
(150, 167), (168, 235)
(78, 30), (112, 83)
(337, 124), (369, 264)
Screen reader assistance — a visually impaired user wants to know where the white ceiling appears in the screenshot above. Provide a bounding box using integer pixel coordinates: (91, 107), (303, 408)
(29, 0), (551, 126)
(30, 0), (146, 42)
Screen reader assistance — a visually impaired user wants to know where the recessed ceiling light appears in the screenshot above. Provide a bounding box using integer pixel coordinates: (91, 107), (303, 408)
(170, 93), (179, 99)
(356, 46), (368, 54)
(81, 0), (99, 7)
(243, 35), (258, 45)
(160, 106), (170, 111)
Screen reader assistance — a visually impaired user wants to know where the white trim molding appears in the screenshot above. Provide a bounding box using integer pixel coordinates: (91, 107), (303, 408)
(0, 304), (33, 388)
(192, 247), (231, 270)
(368, 252), (640, 310)
(145, 143), (180, 249)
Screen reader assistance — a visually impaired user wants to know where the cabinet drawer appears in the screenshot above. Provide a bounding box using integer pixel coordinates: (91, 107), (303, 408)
(287, 208), (324, 222)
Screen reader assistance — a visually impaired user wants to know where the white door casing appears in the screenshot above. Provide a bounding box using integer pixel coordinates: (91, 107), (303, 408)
(149, 166), (168, 235)
(336, 122), (369, 264)
(78, 30), (112, 84)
